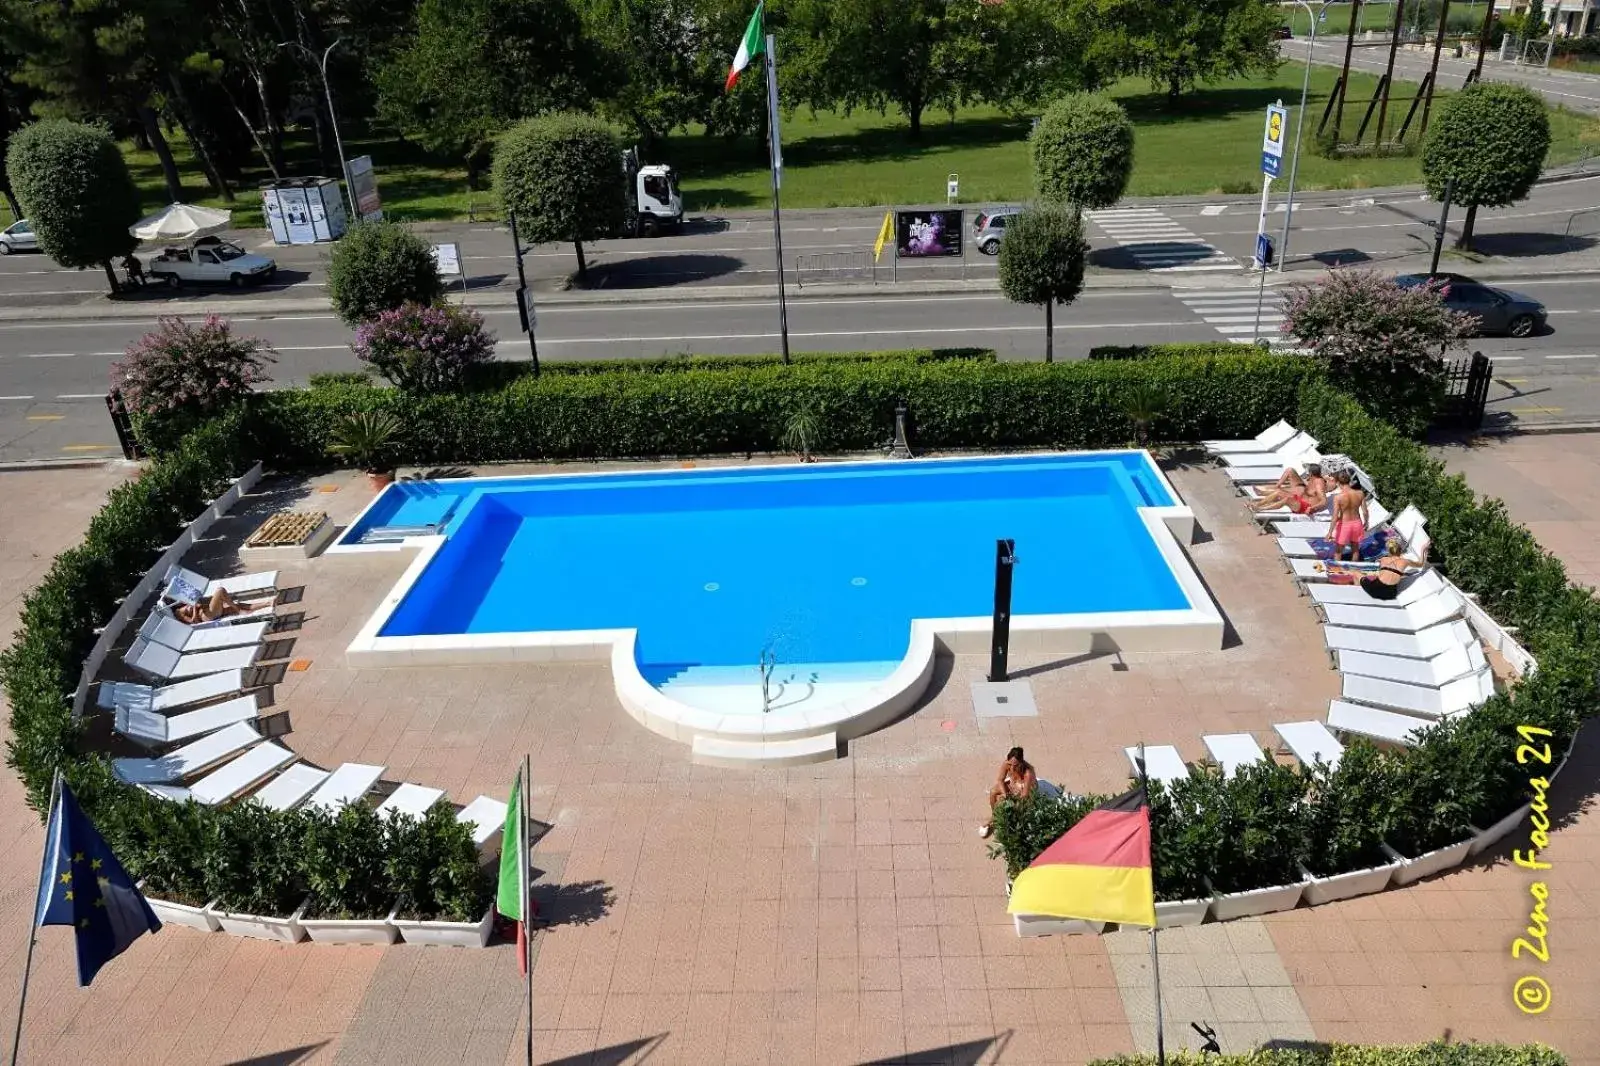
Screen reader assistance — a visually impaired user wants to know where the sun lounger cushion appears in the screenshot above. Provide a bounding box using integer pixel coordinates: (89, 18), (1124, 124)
(1203, 420), (1296, 454)
(252, 764), (331, 811)
(112, 722), (262, 785)
(1275, 721), (1344, 771)
(124, 637), (262, 681)
(141, 608), (268, 652)
(1124, 745), (1188, 787)
(190, 743), (296, 805)
(377, 783), (447, 821)
(304, 763), (386, 812)
(1322, 620), (1473, 660)
(98, 669), (247, 714)
(457, 796), (509, 846)
(1202, 734), (1266, 779)
(1326, 701), (1432, 746)
(116, 693), (261, 744)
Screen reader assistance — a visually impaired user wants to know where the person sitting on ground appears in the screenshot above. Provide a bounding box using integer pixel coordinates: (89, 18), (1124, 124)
(1326, 470), (1369, 561)
(979, 747), (1037, 838)
(1251, 463), (1328, 514)
(1323, 540), (1428, 601)
(171, 587), (254, 625)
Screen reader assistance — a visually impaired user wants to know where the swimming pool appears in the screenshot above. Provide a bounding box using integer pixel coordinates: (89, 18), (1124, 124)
(338, 453), (1222, 762)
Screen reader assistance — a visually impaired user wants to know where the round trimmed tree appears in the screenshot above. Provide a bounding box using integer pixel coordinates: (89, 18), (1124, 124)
(6, 120), (141, 294)
(494, 112), (624, 283)
(1421, 83), (1551, 250)
(326, 221), (446, 327)
(1030, 94), (1135, 210)
(997, 205), (1089, 363)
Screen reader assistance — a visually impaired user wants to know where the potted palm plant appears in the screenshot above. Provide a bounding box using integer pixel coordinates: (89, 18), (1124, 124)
(329, 409), (404, 490)
(1122, 381), (1169, 449)
(780, 402), (823, 463)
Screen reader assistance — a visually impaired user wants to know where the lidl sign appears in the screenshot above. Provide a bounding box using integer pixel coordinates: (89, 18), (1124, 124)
(1262, 102), (1288, 178)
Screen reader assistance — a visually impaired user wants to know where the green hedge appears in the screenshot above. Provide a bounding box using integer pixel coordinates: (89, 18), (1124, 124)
(1091, 1044), (1567, 1065)
(0, 416), (489, 922)
(468, 346), (995, 382)
(1088, 342), (1261, 360)
(995, 377), (1599, 900)
(238, 354), (1319, 468)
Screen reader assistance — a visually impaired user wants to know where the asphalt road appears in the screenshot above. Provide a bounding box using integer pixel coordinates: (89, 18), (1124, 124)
(4, 277), (1597, 462)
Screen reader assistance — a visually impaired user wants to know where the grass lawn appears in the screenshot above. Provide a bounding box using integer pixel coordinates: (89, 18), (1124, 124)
(123, 63), (1596, 224)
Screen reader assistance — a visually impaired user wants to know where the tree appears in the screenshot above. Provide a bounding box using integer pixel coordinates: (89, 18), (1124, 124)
(997, 205), (1088, 363)
(1030, 93), (1135, 210)
(577, 0), (712, 148)
(1104, 0), (1281, 101)
(494, 112), (625, 283)
(1283, 269), (1475, 436)
(6, 120), (141, 293)
(112, 314), (275, 419)
(352, 303), (497, 392)
(377, 0), (597, 186)
(326, 221), (445, 326)
(1421, 83), (1551, 251)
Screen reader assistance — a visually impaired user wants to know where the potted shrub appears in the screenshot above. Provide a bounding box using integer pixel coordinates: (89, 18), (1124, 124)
(1382, 717), (1483, 884)
(1299, 743), (1403, 904)
(1149, 783), (1213, 927)
(329, 409), (404, 490)
(123, 790), (222, 932)
(991, 792), (1109, 936)
(299, 804), (400, 944)
(1198, 762), (1311, 920)
(1122, 381), (1169, 449)
(388, 804), (496, 947)
(203, 802), (311, 942)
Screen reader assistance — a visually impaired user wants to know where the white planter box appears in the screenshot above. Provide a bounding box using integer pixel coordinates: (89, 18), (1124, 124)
(1298, 860), (1400, 906)
(392, 905), (495, 948)
(1470, 803), (1532, 857)
(1155, 898), (1210, 928)
(1383, 839), (1473, 885)
(209, 898), (309, 943)
(300, 902), (399, 945)
(145, 893), (221, 933)
(1207, 879), (1305, 921)
(1012, 913), (1106, 938)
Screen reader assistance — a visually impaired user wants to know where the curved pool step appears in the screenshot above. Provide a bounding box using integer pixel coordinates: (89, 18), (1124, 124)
(691, 731), (840, 767)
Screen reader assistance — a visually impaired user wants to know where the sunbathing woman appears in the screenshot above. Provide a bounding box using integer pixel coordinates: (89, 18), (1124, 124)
(1324, 540), (1427, 601)
(1251, 463), (1328, 514)
(1326, 471), (1369, 561)
(173, 588), (252, 624)
(979, 747), (1037, 838)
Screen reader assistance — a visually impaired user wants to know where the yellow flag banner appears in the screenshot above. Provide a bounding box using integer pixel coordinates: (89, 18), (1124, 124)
(873, 210), (894, 262)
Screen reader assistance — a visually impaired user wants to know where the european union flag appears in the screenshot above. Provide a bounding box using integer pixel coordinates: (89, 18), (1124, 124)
(33, 782), (160, 986)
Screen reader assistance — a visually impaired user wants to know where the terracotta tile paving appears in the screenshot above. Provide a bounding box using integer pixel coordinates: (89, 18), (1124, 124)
(1, 444), (1593, 1064)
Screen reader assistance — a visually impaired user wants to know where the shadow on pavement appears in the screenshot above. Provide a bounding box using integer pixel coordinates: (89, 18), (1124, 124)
(1309, 248), (1374, 268)
(1465, 232), (1599, 258)
(581, 253), (745, 289)
(223, 1042), (328, 1066)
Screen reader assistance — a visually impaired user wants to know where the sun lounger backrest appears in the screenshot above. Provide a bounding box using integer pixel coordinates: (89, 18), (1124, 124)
(1258, 420), (1296, 449)
(125, 637), (181, 679)
(1409, 589), (1462, 629)
(1395, 569), (1446, 606)
(1390, 505), (1426, 546)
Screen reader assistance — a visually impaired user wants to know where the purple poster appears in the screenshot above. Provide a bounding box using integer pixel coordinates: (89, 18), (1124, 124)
(895, 210), (964, 258)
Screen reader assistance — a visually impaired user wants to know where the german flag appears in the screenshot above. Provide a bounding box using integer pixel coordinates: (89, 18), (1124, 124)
(1006, 786), (1157, 927)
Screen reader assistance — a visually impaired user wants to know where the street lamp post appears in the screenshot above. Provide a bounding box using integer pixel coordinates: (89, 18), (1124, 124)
(280, 38), (357, 223)
(1278, 0), (1333, 271)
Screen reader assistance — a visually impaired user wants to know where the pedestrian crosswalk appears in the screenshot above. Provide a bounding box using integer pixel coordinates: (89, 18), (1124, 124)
(1175, 288), (1309, 352)
(1084, 208), (1240, 272)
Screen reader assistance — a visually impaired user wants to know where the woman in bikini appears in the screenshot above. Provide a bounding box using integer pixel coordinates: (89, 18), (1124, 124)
(1251, 463), (1327, 514)
(1325, 540), (1427, 600)
(1325, 471), (1369, 561)
(172, 588), (252, 624)
(979, 747), (1037, 838)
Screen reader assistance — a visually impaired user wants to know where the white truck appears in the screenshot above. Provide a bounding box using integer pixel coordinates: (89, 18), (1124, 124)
(624, 149), (684, 237)
(143, 237), (278, 288)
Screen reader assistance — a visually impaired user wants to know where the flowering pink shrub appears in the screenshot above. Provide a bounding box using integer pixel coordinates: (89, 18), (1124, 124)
(112, 315), (274, 418)
(351, 302), (497, 393)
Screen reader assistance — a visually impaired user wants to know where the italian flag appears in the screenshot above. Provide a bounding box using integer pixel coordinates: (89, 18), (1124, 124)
(495, 768), (529, 974)
(725, 2), (765, 92)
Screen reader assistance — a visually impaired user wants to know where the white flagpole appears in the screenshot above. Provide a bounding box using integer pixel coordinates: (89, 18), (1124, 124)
(1135, 744), (1166, 1064)
(764, 32), (791, 365)
(11, 771), (62, 1066)
(522, 754), (533, 1066)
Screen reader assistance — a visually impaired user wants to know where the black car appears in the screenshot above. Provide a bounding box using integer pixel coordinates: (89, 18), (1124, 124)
(1393, 273), (1547, 338)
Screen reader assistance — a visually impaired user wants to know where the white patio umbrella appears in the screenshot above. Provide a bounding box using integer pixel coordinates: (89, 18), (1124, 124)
(129, 202), (233, 244)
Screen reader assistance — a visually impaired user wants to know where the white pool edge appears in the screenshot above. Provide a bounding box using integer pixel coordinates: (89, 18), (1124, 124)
(340, 452), (1223, 756)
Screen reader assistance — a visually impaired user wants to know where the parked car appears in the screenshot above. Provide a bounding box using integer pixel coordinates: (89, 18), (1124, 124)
(1274, 24), (1294, 39)
(143, 237), (277, 288)
(973, 208), (1021, 255)
(1394, 273), (1547, 337)
(0, 219), (38, 254)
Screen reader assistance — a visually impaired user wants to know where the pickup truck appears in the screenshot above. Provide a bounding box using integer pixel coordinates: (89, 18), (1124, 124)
(144, 239), (277, 288)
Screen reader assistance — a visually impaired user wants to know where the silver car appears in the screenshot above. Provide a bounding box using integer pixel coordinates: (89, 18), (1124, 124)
(973, 208), (1020, 255)
(0, 219), (38, 254)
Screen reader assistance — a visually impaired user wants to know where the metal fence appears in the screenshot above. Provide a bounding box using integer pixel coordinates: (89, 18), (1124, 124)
(105, 389), (144, 460)
(1437, 351), (1493, 432)
(795, 250), (874, 287)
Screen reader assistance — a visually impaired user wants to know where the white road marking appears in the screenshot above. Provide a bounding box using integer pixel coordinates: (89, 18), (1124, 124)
(1200, 206), (1228, 216)
(1546, 353), (1599, 360)
(55, 393), (104, 399)
(0, 394), (35, 400)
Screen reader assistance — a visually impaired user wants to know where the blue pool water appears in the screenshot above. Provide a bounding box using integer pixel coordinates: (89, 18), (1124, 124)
(356, 454), (1189, 677)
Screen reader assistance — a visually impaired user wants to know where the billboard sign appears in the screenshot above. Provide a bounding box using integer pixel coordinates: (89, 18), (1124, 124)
(895, 210), (963, 258)
(348, 156), (383, 222)
(1261, 102), (1288, 178)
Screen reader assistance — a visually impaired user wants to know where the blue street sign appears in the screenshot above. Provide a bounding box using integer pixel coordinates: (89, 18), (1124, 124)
(1262, 151), (1283, 178)
(1256, 233), (1275, 267)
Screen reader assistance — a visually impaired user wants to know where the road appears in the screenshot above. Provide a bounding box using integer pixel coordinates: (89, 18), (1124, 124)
(4, 277), (1597, 461)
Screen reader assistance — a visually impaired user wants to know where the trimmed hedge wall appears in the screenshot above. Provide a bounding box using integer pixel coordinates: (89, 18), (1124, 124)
(1091, 1044), (1567, 1066)
(995, 378), (1599, 902)
(241, 354), (1319, 468)
(467, 346), (996, 381)
(1089, 342), (1261, 360)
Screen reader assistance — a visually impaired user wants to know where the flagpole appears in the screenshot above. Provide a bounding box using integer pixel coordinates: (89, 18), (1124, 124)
(1135, 744), (1166, 1065)
(522, 753), (533, 1066)
(11, 771), (61, 1066)
(764, 32), (791, 365)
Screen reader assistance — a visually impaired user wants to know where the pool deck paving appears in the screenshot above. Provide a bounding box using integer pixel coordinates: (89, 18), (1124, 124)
(0, 438), (1595, 1064)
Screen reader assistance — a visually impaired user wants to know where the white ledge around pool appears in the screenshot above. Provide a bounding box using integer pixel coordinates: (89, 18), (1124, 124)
(340, 453), (1225, 762)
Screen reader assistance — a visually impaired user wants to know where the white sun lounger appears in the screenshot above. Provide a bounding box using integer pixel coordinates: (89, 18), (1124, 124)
(1336, 642), (1487, 688)
(1389, 504), (1427, 547)
(97, 669), (247, 714)
(1326, 702), (1432, 747)
(1341, 669), (1496, 720)
(112, 722), (263, 785)
(1202, 734), (1266, 779)
(377, 783), (446, 821)
(140, 607), (269, 653)
(1227, 448), (1324, 485)
(1216, 432), (1319, 468)
(115, 694), (261, 745)
(124, 636), (263, 681)
(304, 763), (386, 812)
(1319, 588), (1464, 633)
(1125, 745), (1188, 787)
(456, 795), (509, 846)
(1290, 532), (1431, 582)
(1203, 420), (1297, 454)
(189, 743), (296, 805)
(1272, 499), (1393, 540)
(1275, 721), (1344, 770)
(252, 764), (331, 811)
(1323, 619), (1473, 660)
(1306, 568), (1445, 608)
(164, 564), (279, 604)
